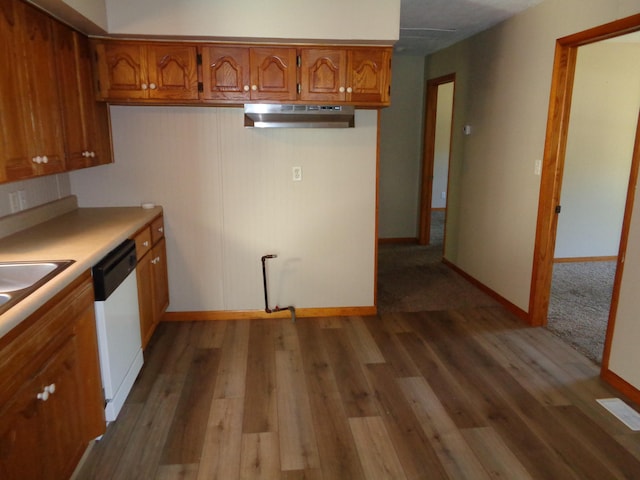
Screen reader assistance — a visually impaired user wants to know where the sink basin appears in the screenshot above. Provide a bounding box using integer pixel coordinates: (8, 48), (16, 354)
(0, 260), (75, 315)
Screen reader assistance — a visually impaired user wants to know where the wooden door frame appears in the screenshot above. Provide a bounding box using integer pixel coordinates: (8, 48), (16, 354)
(419, 73), (455, 245)
(529, 14), (640, 328)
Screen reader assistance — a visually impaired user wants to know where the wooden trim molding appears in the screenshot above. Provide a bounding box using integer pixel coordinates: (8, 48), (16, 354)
(378, 237), (418, 244)
(553, 256), (617, 263)
(600, 368), (640, 407)
(443, 259), (528, 322)
(162, 306), (378, 321)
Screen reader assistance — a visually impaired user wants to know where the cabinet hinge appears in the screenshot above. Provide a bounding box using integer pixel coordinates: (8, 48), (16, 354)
(196, 53), (202, 66)
(555, 205), (562, 214)
(297, 55), (301, 68)
(297, 83), (301, 95)
(198, 82), (203, 93)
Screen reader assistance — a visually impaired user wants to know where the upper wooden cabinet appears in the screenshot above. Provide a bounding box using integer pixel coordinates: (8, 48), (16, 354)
(299, 47), (391, 105)
(0, 0), (65, 182)
(93, 41), (199, 101)
(176, 45), (300, 103)
(93, 39), (392, 107)
(53, 22), (112, 171)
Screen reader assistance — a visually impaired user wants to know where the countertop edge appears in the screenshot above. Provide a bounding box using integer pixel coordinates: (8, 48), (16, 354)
(0, 205), (163, 339)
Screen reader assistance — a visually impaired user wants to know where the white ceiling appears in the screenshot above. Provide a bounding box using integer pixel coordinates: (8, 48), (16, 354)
(397, 0), (544, 54)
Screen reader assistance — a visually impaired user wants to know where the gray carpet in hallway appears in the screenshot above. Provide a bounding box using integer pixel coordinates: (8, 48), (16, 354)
(377, 211), (500, 314)
(547, 261), (615, 365)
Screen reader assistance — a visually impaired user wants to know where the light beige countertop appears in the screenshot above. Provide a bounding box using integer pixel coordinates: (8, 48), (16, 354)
(0, 199), (162, 339)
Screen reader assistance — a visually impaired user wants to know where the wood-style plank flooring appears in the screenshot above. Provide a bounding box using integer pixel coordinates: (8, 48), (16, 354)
(75, 307), (640, 479)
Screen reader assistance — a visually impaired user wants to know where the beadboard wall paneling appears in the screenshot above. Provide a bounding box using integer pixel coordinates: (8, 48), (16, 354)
(69, 106), (378, 313)
(0, 174), (71, 219)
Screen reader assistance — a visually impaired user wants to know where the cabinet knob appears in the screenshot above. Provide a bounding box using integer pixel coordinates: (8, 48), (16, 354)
(243, 85), (250, 92)
(143, 240), (149, 247)
(42, 156), (48, 164)
(32, 156), (41, 164)
(158, 227), (164, 233)
(141, 83), (148, 90)
(89, 151), (96, 158)
(149, 83), (157, 90)
(339, 86), (345, 93)
(36, 384), (55, 401)
(251, 85), (258, 91)
(346, 87), (353, 93)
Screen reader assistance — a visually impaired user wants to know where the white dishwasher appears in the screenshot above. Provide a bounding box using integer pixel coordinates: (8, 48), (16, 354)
(92, 239), (144, 422)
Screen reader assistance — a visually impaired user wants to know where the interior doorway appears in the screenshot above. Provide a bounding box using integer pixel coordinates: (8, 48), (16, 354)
(419, 74), (455, 247)
(545, 34), (639, 365)
(529, 16), (640, 370)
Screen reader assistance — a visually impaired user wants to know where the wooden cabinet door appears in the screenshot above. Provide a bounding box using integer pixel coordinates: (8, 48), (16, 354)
(249, 47), (298, 101)
(17, 1), (65, 177)
(0, 379), (44, 479)
(299, 48), (347, 102)
(346, 48), (391, 105)
(54, 24), (112, 171)
(147, 44), (199, 100)
(94, 42), (148, 100)
(0, 0), (64, 181)
(0, 0), (30, 183)
(74, 33), (113, 167)
(38, 338), (84, 480)
(152, 237), (169, 329)
(137, 250), (155, 349)
(200, 45), (251, 101)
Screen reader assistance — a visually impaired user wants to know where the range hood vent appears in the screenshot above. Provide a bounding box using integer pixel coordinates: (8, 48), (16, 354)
(244, 104), (355, 128)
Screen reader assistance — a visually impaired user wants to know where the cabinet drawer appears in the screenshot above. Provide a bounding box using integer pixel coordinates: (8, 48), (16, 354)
(133, 227), (152, 260)
(151, 215), (165, 245)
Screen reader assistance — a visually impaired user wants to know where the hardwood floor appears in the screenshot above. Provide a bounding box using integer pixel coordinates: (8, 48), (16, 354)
(75, 308), (640, 479)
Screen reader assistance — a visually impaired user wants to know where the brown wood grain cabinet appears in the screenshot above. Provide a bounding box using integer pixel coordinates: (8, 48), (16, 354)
(0, 0), (65, 182)
(53, 22), (112, 171)
(94, 39), (391, 107)
(93, 41), (199, 101)
(134, 214), (169, 348)
(0, 272), (105, 479)
(299, 47), (391, 105)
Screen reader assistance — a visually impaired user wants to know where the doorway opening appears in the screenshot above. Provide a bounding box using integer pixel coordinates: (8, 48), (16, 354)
(419, 74), (455, 247)
(529, 15), (640, 371)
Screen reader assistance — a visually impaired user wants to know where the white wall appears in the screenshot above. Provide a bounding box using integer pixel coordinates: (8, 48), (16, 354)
(0, 174), (70, 220)
(379, 54), (425, 239)
(425, 0), (640, 311)
(431, 82), (453, 209)
(554, 41), (640, 259)
(70, 107), (378, 313)
(104, 0), (399, 42)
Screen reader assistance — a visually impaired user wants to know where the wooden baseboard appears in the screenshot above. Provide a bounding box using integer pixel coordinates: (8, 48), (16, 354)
(554, 256), (617, 263)
(162, 306), (377, 321)
(442, 258), (529, 322)
(600, 367), (640, 406)
(378, 237), (418, 245)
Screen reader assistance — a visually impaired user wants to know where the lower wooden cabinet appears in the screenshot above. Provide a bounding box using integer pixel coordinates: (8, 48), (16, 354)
(133, 215), (169, 348)
(0, 272), (105, 480)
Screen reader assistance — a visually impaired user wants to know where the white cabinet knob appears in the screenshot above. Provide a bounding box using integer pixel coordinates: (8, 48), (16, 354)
(346, 87), (353, 93)
(141, 83), (148, 90)
(158, 227), (164, 233)
(149, 83), (157, 90)
(251, 85), (258, 91)
(339, 86), (345, 93)
(42, 156), (48, 164)
(89, 151), (96, 158)
(143, 241), (149, 247)
(32, 156), (41, 164)
(36, 384), (55, 401)
(243, 85), (250, 92)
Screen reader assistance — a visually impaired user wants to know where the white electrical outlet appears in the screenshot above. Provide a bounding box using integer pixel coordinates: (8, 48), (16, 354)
(441, 191), (447, 200)
(534, 159), (542, 176)
(292, 166), (302, 182)
(9, 192), (20, 213)
(17, 190), (27, 210)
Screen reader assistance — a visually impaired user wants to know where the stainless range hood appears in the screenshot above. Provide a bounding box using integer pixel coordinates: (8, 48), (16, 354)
(244, 104), (355, 128)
